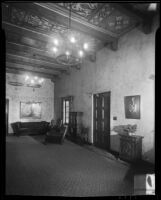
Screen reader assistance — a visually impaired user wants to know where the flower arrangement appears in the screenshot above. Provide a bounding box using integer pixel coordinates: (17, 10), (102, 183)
(112, 124), (137, 135)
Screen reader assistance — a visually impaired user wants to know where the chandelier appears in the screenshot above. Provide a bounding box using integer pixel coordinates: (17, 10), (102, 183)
(50, 3), (95, 66)
(25, 75), (44, 89)
(7, 74), (45, 91)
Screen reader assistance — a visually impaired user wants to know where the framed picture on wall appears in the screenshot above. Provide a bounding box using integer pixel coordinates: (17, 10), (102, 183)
(124, 95), (140, 119)
(20, 102), (42, 119)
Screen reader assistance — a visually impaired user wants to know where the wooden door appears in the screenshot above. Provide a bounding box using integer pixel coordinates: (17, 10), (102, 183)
(6, 99), (9, 135)
(93, 92), (110, 150)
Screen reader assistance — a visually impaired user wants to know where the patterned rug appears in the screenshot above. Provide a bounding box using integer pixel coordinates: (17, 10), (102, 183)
(6, 135), (133, 196)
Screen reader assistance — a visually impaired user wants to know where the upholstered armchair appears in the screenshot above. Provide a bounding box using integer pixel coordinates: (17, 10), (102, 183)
(44, 125), (68, 144)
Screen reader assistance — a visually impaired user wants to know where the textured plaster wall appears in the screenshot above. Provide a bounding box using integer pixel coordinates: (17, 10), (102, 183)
(55, 19), (157, 163)
(6, 73), (54, 133)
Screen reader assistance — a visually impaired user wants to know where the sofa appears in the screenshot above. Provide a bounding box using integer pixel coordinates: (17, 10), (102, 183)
(11, 121), (50, 136)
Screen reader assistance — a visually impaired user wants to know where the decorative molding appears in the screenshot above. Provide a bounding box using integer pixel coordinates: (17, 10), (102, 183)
(56, 3), (100, 19)
(89, 4), (115, 26)
(10, 6), (68, 34)
(90, 5), (136, 34)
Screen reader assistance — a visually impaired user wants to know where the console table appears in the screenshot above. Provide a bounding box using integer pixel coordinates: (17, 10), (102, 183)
(119, 134), (144, 162)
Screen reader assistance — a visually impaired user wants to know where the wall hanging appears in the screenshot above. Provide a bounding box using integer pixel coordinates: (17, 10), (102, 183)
(124, 95), (140, 119)
(20, 102), (42, 119)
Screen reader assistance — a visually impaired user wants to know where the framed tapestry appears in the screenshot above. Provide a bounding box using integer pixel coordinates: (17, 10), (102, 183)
(124, 95), (140, 119)
(20, 102), (42, 119)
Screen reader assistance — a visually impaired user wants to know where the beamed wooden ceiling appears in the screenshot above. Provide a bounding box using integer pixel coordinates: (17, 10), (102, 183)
(2, 2), (159, 81)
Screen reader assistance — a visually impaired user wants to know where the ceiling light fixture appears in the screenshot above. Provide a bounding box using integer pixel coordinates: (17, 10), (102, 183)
(24, 74), (44, 91)
(50, 3), (95, 67)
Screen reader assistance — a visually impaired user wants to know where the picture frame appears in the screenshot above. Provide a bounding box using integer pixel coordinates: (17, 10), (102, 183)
(124, 95), (140, 119)
(20, 102), (42, 119)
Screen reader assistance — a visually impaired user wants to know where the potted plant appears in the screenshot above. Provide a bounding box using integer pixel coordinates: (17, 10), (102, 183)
(112, 124), (137, 136)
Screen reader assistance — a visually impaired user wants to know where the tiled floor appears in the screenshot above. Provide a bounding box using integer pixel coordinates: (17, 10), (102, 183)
(6, 135), (133, 196)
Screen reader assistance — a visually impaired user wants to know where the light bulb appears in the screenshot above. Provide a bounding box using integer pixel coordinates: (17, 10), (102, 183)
(34, 76), (38, 80)
(53, 38), (59, 46)
(53, 47), (58, 53)
(83, 43), (88, 50)
(31, 79), (35, 84)
(66, 51), (70, 56)
(39, 78), (44, 84)
(70, 36), (76, 43)
(79, 50), (84, 57)
(25, 75), (29, 81)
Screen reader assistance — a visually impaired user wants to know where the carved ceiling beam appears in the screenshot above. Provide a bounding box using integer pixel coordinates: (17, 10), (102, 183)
(6, 42), (57, 62)
(6, 62), (60, 76)
(6, 53), (68, 71)
(2, 21), (54, 43)
(6, 44), (61, 66)
(6, 67), (57, 81)
(6, 57), (65, 74)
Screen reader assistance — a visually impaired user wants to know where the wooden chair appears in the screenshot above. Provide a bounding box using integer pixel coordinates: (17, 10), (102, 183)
(44, 125), (68, 144)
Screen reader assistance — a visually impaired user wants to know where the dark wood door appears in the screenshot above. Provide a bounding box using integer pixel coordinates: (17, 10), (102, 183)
(93, 92), (110, 150)
(6, 99), (9, 135)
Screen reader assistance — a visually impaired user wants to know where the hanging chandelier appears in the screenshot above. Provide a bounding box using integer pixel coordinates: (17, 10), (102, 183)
(7, 74), (45, 91)
(49, 3), (95, 66)
(24, 75), (44, 89)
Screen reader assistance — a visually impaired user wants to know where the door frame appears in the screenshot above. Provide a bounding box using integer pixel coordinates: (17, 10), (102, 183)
(91, 91), (111, 150)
